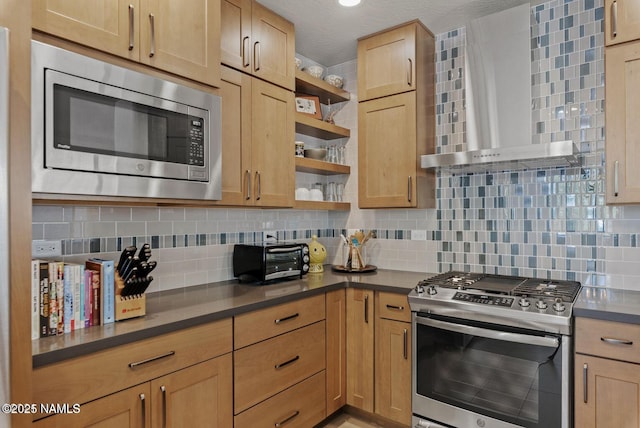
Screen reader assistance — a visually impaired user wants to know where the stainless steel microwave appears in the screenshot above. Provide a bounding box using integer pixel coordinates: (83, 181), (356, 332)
(31, 41), (222, 200)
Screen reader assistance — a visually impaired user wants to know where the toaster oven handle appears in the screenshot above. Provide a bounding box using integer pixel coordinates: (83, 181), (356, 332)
(415, 315), (559, 348)
(267, 246), (302, 253)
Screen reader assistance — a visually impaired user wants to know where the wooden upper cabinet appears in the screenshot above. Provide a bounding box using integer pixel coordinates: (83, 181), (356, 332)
(358, 21), (432, 101)
(220, 0), (295, 90)
(33, 0), (221, 87)
(251, 78), (295, 206)
(32, 0), (140, 61)
(139, 0), (221, 86)
(359, 91), (435, 208)
(605, 40), (640, 203)
(217, 66), (293, 207)
(605, 0), (640, 46)
(217, 65), (253, 205)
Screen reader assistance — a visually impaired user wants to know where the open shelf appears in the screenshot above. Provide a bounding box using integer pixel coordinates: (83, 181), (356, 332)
(295, 157), (350, 175)
(294, 200), (350, 211)
(295, 113), (350, 140)
(295, 69), (350, 104)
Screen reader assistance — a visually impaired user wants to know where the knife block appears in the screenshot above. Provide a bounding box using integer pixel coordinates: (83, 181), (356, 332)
(115, 273), (146, 321)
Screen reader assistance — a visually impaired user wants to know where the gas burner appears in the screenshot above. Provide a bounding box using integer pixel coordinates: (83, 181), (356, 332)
(514, 278), (581, 303)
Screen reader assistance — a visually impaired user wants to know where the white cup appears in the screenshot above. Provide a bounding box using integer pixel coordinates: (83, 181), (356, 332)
(295, 187), (310, 200)
(309, 188), (323, 201)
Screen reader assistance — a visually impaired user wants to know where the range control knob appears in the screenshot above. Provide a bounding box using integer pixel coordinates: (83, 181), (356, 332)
(553, 298), (566, 312)
(535, 299), (548, 310)
(415, 284), (425, 294)
(427, 286), (438, 295)
(518, 296), (530, 308)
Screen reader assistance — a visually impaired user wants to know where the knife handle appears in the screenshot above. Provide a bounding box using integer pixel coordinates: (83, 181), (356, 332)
(138, 243), (151, 262)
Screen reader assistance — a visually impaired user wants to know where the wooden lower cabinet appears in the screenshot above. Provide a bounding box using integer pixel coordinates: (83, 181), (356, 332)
(326, 289), (347, 416)
(33, 355), (232, 427)
(346, 288), (375, 412)
(33, 384), (151, 428)
(150, 354), (233, 428)
(375, 318), (411, 426)
(234, 371), (325, 428)
(575, 353), (640, 428)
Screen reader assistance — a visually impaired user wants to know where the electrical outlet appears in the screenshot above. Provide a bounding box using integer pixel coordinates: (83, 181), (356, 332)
(263, 230), (278, 242)
(411, 230), (427, 241)
(32, 240), (62, 258)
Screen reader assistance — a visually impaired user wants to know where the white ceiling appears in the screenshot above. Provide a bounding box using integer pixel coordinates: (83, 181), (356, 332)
(257, 0), (535, 66)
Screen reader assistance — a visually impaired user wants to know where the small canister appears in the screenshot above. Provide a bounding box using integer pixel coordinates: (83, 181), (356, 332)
(295, 141), (305, 157)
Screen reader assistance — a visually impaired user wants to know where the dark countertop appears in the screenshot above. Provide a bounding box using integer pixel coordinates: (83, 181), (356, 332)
(574, 286), (640, 325)
(33, 268), (429, 368)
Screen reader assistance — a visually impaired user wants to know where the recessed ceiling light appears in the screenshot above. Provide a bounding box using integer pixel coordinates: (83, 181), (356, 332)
(339, 0), (361, 7)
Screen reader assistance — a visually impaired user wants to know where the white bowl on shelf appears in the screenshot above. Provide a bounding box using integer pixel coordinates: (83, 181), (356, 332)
(295, 57), (302, 69)
(324, 74), (344, 88)
(303, 65), (324, 79)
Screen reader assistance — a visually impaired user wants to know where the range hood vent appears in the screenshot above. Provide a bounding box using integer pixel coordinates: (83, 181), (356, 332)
(421, 4), (580, 173)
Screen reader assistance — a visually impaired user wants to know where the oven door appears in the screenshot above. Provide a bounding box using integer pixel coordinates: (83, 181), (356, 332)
(413, 312), (571, 428)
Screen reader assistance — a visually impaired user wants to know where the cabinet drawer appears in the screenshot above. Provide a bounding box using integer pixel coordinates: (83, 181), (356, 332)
(377, 291), (411, 322)
(235, 371), (326, 428)
(33, 319), (232, 408)
(576, 317), (640, 363)
(234, 294), (325, 349)
(234, 320), (326, 413)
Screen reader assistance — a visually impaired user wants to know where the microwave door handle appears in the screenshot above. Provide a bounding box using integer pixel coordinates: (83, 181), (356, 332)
(415, 315), (559, 348)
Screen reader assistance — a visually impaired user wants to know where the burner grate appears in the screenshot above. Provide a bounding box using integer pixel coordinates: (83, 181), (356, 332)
(514, 279), (581, 302)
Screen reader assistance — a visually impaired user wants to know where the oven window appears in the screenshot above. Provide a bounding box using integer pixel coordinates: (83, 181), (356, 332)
(52, 84), (202, 165)
(415, 317), (562, 428)
(265, 251), (300, 276)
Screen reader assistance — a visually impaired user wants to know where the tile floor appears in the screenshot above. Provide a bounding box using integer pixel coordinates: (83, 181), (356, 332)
(317, 412), (394, 428)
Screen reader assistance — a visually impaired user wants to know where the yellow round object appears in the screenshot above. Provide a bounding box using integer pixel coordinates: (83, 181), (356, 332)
(308, 235), (327, 273)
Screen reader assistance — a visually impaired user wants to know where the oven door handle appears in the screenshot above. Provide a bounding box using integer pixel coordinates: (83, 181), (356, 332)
(415, 315), (560, 348)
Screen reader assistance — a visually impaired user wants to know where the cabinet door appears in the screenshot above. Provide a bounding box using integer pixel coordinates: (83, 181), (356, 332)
(357, 23), (416, 101)
(151, 354), (233, 428)
(326, 289), (347, 416)
(32, 0), (139, 61)
(139, 0), (221, 86)
(605, 0), (640, 46)
(220, 0), (252, 72)
(251, 1), (295, 91)
(375, 319), (411, 426)
(575, 354), (640, 428)
(217, 65), (253, 205)
(251, 78), (294, 207)
(358, 92), (417, 208)
(605, 41), (640, 203)
(33, 384), (151, 428)
(346, 288), (374, 412)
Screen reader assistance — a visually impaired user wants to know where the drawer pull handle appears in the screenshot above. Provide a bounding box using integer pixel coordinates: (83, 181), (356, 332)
(140, 393), (146, 427)
(612, 1), (618, 39)
(275, 355), (300, 369)
(403, 328), (408, 360)
(601, 336), (633, 346)
(161, 385), (167, 428)
(148, 13), (155, 58)
(364, 294), (369, 324)
(275, 410), (300, 427)
(129, 350), (176, 368)
(128, 4), (135, 51)
(242, 36), (250, 67)
(254, 41), (261, 72)
(583, 363), (588, 403)
(386, 304), (405, 311)
(275, 313), (299, 324)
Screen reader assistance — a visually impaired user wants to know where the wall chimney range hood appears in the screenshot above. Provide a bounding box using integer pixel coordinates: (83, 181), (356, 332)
(420, 4), (580, 173)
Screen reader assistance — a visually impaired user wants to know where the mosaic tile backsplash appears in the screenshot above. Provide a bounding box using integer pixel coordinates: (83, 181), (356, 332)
(33, 0), (640, 291)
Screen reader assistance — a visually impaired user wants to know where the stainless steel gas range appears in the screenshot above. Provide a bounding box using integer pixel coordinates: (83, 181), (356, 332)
(408, 271), (582, 428)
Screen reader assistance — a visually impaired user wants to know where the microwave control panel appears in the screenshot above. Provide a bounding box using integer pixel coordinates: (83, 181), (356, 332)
(189, 118), (205, 166)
